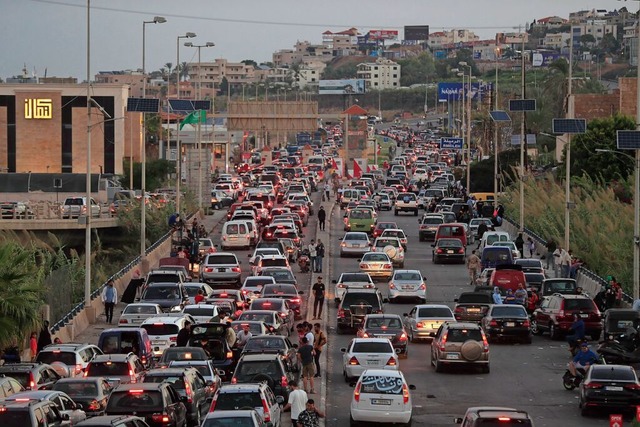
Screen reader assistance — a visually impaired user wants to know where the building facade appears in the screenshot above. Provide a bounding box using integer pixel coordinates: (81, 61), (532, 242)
(0, 83), (135, 174)
(356, 58), (401, 89)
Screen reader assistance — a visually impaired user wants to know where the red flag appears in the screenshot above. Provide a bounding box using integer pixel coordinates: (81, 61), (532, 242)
(366, 165), (371, 173)
(332, 158), (338, 169)
(353, 160), (363, 178)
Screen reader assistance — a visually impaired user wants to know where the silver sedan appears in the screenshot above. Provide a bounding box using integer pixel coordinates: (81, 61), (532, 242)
(402, 304), (456, 342)
(339, 232), (371, 257)
(358, 252), (393, 280)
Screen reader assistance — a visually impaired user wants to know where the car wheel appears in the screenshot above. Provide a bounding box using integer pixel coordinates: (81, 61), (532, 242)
(419, 298), (427, 304)
(193, 407), (201, 427)
(419, 235), (424, 242)
(340, 251), (345, 258)
(433, 256), (438, 264)
(530, 319), (540, 335)
(580, 405), (590, 417)
(414, 210), (418, 216)
(434, 357), (443, 373)
(549, 323), (561, 340)
(350, 414), (359, 426)
(344, 370), (351, 383)
(394, 210), (399, 216)
(405, 418), (412, 427)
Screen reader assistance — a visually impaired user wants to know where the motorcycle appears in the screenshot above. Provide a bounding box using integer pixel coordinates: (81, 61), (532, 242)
(298, 249), (311, 273)
(562, 356), (607, 390)
(597, 332), (640, 365)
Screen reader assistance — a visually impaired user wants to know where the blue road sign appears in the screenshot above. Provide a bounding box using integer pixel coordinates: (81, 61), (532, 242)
(383, 137), (389, 143)
(440, 137), (464, 149)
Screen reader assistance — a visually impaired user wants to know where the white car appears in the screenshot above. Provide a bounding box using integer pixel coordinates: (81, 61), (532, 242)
(182, 304), (220, 324)
(371, 236), (405, 268)
(183, 282), (215, 305)
(117, 303), (163, 327)
(491, 241), (521, 259)
(140, 314), (195, 358)
(402, 304), (456, 342)
(341, 338), (399, 382)
(388, 269), (426, 303)
(332, 272), (375, 305)
(350, 369), (414, 426)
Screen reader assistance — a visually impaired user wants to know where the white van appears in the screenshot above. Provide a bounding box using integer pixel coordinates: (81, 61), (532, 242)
(307, 155), (325, 167)
(221, 220), (251, 249)
(479, 231), (511, 251)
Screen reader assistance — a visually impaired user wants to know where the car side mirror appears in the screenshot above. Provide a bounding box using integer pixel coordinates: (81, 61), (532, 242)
(216, 369), (226, 376)
(454, 418), (463, 424)
(431, 244), (435, 247)
(340, 347), (347, 353)
(238, 261), (242, 264)
(403, 313), (408, 317)
(61, 413), (70, 421)
(454, 298), (459, 302)
(298, 291), (304, 295)
(75, 403), (83, 410)
(383, 298), (389, 303)
(247, 254), (251, 257)
(276, 395), (285, 404)
(180, 395), (189, 403)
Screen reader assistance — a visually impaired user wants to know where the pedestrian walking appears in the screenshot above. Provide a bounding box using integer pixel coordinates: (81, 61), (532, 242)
(324, 184), (330, 202)
(466, 250), (481, 285)
(514, 233), (525, 258)
(308, 240), (318, 273)
(296, 399), (325, 427)
(317, 206), (326, 231)
(312, 323), (326, 378)
(176, 321), (192, 347)
(37, 320), (52, 353)
(236, 324), (253, 348)
(545, 239), (557, 271)
(553, 245), (566, 278)
(30, 332), (38, 361)
(297, 337), (316, 394)
(315, 240), (325, 273)
(526, 237), (536, 258)
(101, 280), (118, 324)
(283, 380), (308, 426)
(312, 277), (325, 319)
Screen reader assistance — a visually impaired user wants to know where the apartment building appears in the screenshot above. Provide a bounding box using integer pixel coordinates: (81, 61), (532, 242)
(187, 58), (257, 91)
(356, 58), (401, 89)
(95, 71), (145, 97)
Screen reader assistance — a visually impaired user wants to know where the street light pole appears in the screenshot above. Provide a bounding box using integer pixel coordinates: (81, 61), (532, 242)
(141, 16), (166, 266)
(564, 29), (574, 252)
(185, 41), (215, 212)
(85, 0), (92, 307)
(175, 32), (196, 215)
(494, 49), (500, 204)
(519, 33), (526, 233)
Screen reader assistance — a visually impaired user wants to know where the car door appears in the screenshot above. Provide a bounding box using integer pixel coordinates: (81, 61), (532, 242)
(535, 298), (552, 331)
(165, 385), (187, 426)
(404, 307), (417, 332)
(191, 371), (209, 415)
(431, 325), (445, 359)
(266, 386), (281, 421)
(57, 394), (85, 424)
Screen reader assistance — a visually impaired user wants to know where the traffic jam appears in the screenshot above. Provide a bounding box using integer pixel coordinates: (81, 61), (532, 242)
(1, 124), (639, 427)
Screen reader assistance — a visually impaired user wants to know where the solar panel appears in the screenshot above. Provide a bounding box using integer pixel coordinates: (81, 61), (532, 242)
(511, 134), (537, 146)
(168, 99), (211, 112)
(616, 130), (640, 150)
(490, 110), (511, 122)
(509, 99), (536, 112)
(552, 118), (586, 134)
(127, 98), (160, 113)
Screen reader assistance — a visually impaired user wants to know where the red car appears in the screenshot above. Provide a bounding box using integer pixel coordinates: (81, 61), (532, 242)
(373, 221), (398, 238)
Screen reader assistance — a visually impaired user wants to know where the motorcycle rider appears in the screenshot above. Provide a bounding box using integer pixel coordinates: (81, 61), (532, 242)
(567, 313), (586, 352)
(569, 342), (598, 378)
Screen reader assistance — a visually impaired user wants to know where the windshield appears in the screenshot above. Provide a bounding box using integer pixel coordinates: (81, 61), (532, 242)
(591, 367), (636, 381)
(234, 361), (281, 381)
(213, 392), (262, 410)
(106, 391), (163, 412)
(143, 286), (180, 300)
(350, 210), (372, 220)
(183, 307), (216, 317)
(366, 317), (402, 329)
(261, 270), (294, 281)
(393, 272), (421, 281)
(207, 255), (238, 265)
(251, 300), (283, 310)
(458, 294), (492, 304)
(418, 307), (452, 318)
(375, 239), (399, 248)
(203, 417), (258, 427)
(123, 305), (158, 314)
(142, 324), (179, 336)
(476, 421), (532, 426)
(86, 362), (128, 376)
(262, 285), (297, 296)
(491, 306), (527, 317)
(53, 381), (98, 397)
(446, 328), (483, 342)
(238, 312), (274, 323)
(362, 253), (390, 262)
(342, 293), (380, 308)
(564, 299), (594, 310)
(261, 259), (288, 268)
(147, 274), (180, 284)
(422, 218), (443, 225)
(36, 351), (76, 365)
(345, 234), (368, 241)
(352, 342), (393, 353)
(340, 274), (371, 283)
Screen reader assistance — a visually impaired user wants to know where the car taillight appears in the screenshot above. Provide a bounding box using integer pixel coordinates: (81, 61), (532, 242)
(185, 381), (193, 403)
(454, 307), (464, 313)
(625, 383), (640, 390)
(418, 283), (426, 290)
(354, 382), (361, 402)
(337, 283), (346, 288)
(262, 398), (271, 422)
(29, 373), (35, 390)
(119, 319), (128, 324)
(384, 264), (392, 269)
(151, 414), (171, 424)
(416, 322), (424, 328)
(359, 263), (368, 269)
(88, 399), (100, 411)
(458, 248), (464, 254)
(226, 351), (233, 359)
(222, 236), (227, 241)
(419, 225), (427, 230)
(436, 249), (443, 254)
(386, 357), (397, 366)
(291, 298), (300, 303)
(169, 336), (177, 342)
(231, 377), (237, 384)
(129, 369), (136, 383)
(399, 332), (408, 341)
(389, 282), (396, 290)
(349, 356), (359, 365)
(489, 320), (498, 327)
(205, 267), (213, 273)
(522, 320), (530, 327)
(481, 332), (489, 352)
(232, 267), (241, 273)
(338, 309), (345, 318)
(439, 332), (448, 351)
(402, 383), (410, 404)
(583, 382), (604, 389)
(281, 375), (288, 387)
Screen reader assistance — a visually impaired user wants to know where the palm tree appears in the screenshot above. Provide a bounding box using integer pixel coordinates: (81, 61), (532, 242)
(180, 62), (189, 82)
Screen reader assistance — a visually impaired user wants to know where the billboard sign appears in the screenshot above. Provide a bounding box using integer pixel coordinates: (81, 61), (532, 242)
(368, 30), (399, 41)
(532, 52), (568, 67)
(434, 50), (447, 59)
(437, 82), (492, 102)
(440, 137), (464, 149)
(319, 79), (366, 95)
(404, 25), (430, 41)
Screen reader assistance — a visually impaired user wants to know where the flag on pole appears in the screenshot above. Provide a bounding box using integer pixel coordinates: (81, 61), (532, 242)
(179, 110), (206, 130)
(332, 158), (338, 169)
(353, 160), (363, 178)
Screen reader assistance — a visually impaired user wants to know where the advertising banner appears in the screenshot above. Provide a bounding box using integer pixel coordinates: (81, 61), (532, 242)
(368, 30), (399, 40)
(437, 82), (493, 102)
(319, 79), (366, 95)
(532, 52), (568, 67)
(404, 25), (429, 41)
(440, 137), (464, 149)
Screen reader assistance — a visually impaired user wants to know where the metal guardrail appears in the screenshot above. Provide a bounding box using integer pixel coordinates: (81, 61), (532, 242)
(503, 217), (631, 303)
(50, 224), (178, 334)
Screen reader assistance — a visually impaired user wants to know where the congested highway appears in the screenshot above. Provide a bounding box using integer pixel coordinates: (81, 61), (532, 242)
(320, 186), (605, 427)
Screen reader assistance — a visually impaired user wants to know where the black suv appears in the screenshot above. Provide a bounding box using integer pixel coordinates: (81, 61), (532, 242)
(105, 383), (187, 427)
(139, 282), (189, 312)
(0, 399), (70, 426)
(231, 353), (297, 400)
(453, 292), (494, 323)
(337, 288), (387, 333)
(142, 367), (212, 426)
(0, 363), (61, 390)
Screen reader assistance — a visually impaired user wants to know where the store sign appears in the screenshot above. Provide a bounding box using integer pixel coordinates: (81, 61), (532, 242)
(24, 98), (53, 119)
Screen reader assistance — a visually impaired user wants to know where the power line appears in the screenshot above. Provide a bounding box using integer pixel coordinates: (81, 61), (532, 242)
(30, 0), (523, 31)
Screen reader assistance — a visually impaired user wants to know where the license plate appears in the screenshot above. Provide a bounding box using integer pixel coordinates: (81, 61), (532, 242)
(606, 386), (623, 391)
(152, 341), (164, 346)
(467, 308), (481, 313)
(446, 353), (459, 360)
(447, 250), (454, 254)
(431, 324), (440, 329)
(366, 360), (380, 365)
(371, 399), (391, 405)
(580, 314), (589, 318)
(218, 268), (226, 272)
(505, 322), (515, 327)
(402, 286), (414, 290)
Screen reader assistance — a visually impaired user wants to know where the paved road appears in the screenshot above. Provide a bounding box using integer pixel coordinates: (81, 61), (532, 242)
(321, 205), (607, 427)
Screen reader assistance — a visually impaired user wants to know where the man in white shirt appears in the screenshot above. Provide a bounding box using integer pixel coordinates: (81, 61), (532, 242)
(236, 324), (253, 348)
(308, 240), (318, 272)
(304, 322), (314, 347)
(283, 380), (308, 425)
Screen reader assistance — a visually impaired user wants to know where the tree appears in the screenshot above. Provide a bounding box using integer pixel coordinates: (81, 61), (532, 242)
(321, 62), (358, 80)
(565, 114), (636, 182)
(600, 33), (620, 55)
(241, 59), (258, 68)
(121, 159), (175, 191)
(579, 34), (596, 49)
(219, 77), (229, 96)
(397, 52), (436, 86)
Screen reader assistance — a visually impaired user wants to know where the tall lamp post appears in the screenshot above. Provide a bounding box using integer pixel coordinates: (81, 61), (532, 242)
(564, 30), (574, 252)
(85, 0), (92, 307)
(494, 48), (500, 204)
(175, 32), (196, 214)
(141, 16), (166, 265)
(460, 61), (473, 193)
(184, 41), (215, 210)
